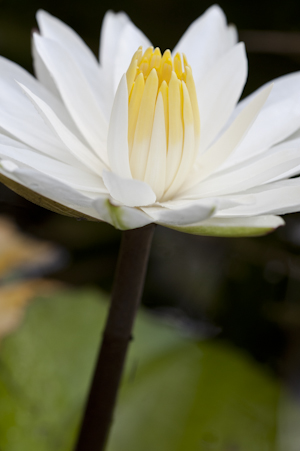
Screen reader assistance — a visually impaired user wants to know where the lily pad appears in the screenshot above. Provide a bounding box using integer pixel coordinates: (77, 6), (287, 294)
(0, 288), (286, 451)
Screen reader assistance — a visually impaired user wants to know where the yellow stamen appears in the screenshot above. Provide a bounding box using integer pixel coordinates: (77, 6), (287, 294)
(182, 53), (189, 70)
(139, 57), (150, 77)
(174, 53), (183, 79)
(125, 46), (201, 201)
(126, 58), (137, 96)
(128, 73), (145, 153)
(149, 47), (162, 71)
(134, 46), (143, 65)
(185, 66), (200, 148)
(161, 49), (172, 65)
(130, 68), (159, 180)
(166, 72), (183, 188)
(143, 46), (154, 60)
(158, 81), (169, 147)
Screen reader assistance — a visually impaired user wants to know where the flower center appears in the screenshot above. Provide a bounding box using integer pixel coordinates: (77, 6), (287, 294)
(126, 47), (200, 201)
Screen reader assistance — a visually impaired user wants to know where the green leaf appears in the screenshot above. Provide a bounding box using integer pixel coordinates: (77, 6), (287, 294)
(0, 288), (288, 451)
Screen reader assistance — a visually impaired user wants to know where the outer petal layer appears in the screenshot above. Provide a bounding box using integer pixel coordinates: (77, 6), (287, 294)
(0, 161), (101, 219)
(217, 178), (300, 217)
(166, 215), (284, 237)
(93, 197), (152, 230)
(142, 199), (217, 226)
(222, 71), (300, 170)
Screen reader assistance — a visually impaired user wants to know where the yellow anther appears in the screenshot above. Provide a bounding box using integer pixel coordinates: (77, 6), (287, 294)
(174, 53), (183, 79)
(182, 53), (189, 70)
(158, 50), (173, 86)
(160, 61), (173, 86)
(169, 72), (182, 145)
(126, 58), (138, 96)
(149, 47), (162, 71)
(130, 47), (143, 64)
(185, 66), (200, 145)
(143, 47), (154, 61)
(125, 46), (200, 200)
(181, 54), (190, 83)
(166, 71), (183, 187)
(162, 49), (172, 65)
(130, 68), (159, 180)
(182, 81), (193, 126)
(128, 73), (145, 153)
(158, 80), (169, 147)
(139, 57), (150, 77)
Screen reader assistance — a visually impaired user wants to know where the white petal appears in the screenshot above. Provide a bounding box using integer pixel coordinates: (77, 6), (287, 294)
(163, 84), (194, 199)
(173, 5), (235, 83)
(102, 171), (156, 207)
(213, 137), (300, 182)
(166, 215), (284, 236)
(18, 83), (106, 175)
(100, 10), (152, 100)
(222, 71), (300, 169)
(34, 34), (108, 160)
(0, 145), (106, 193)
(227, 24), (238, 47)
(188, 84), (272, 187)
(0, 54), (88, 152)
(0, 55), (73, 129)
(31, 35), (61, 99)
(142, 198), (216, 226)
(217, 178), (300, 217)
(0, 59), (83, 165)
(113, 21), (152, 92)
(31, 36), (60, 99)
(100, 11), (129, 66)
(186, 147), (300, 198)
(99, 11), (131, 117)
(197, 43), (248, 153)
(144, 93), (167, 199)
(36, 10), (106, 115)
(0, 160), (105, 220)
(284, 125), (300, 141)
(0, 134), (34, 149)
(233, 70), (300, 117)
(107, 75), (132, 178)
(93, 197), (152, 230)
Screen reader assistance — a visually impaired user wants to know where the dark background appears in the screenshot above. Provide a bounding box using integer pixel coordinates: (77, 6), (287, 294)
(1, 0), (300, 388)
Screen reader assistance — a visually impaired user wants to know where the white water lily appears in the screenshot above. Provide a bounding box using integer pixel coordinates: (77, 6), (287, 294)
(1, 6), (300, 236)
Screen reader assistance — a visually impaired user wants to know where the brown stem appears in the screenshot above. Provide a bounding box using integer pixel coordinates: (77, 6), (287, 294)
(74, 223), (156, 451)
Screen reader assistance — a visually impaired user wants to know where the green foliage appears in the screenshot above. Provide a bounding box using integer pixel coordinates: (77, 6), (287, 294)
(0, 288), (285, 450)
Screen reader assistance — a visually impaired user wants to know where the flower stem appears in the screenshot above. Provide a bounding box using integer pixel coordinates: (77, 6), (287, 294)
(74, 223), (156, 451)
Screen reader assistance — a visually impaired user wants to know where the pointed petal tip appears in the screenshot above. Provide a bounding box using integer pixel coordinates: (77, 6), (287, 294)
(36, 9), (51, 27)
(35, 9), (44, 19)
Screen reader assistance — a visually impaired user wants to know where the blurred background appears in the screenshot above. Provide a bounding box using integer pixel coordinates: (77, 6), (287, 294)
(0, 0), (300, 449)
